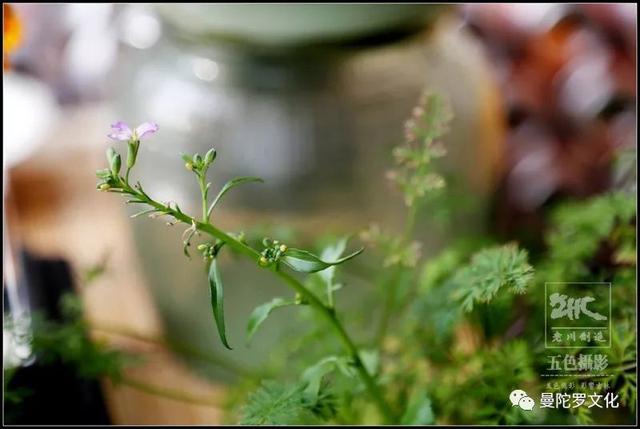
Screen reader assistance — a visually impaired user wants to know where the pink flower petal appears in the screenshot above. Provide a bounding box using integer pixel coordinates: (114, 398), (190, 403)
(135, 122), (159, 140)
(108, 121), (133, 141)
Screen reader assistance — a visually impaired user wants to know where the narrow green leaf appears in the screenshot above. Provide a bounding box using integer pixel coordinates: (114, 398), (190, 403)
(180, 152), (192, 163)
(208, 258), (232, 349)
(246, 298), (296, 344)
(301, 356), (355, 404)
(316, 237), (349, 306)
(401, 389), (434, 425)
(318, 237), (348, 286)
(282, 247), (364, 273)
(207, 176), (263, 217)
(359, 349), (379, 376)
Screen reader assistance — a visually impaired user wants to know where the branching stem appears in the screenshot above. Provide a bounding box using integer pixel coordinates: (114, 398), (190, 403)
(116, 181), (397, 424)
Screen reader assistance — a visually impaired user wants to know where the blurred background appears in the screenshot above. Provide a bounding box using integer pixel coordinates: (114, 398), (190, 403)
(3, 3), (636, 425)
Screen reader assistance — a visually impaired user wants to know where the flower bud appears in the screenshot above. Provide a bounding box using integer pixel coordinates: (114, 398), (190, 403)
(279, 244), (287, 252)
(127, 140), (140, 169)
(259, 256), (268, 266)
(110, 153), (122, 177)
(185, 161), (193, 171)
(197, 244), (207, 251)
(99, 183), (111, 191)
(106, 147), (116, 163)
(204, 148), (216, 166)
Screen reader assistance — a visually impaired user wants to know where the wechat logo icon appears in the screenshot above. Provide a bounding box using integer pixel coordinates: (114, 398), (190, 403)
(510, 389), (535, 411)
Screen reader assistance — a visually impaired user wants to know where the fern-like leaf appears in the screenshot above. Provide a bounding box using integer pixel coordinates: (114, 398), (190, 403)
(451, 244), (534, 312)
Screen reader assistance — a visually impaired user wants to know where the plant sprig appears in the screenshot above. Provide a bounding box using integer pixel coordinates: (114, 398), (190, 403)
(97, 121), (395, 423)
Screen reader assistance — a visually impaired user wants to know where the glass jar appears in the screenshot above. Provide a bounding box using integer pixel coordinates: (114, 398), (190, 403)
(111, 8), (504, 380)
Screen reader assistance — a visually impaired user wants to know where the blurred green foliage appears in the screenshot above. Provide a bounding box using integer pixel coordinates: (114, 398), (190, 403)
(225, 93), (636, 425)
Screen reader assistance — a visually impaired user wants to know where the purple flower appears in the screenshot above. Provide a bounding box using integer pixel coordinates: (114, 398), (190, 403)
(108, 121), (159, 142)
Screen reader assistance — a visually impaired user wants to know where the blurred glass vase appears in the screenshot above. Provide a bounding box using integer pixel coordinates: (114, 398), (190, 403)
(110, 5), (504, 380)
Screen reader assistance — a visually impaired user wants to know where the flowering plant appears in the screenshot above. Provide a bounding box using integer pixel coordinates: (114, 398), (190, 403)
(97, 93), (636, 425)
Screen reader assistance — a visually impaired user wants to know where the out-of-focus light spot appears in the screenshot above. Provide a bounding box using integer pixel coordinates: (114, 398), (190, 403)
(193, 57), (219, 81)
(147, 78), (199, 132)
(65, 27), (118, 86)
(503, 3), (566, 33)
(66, 4), (112, 28)
(3, 73), (58, 168)
(559, 51), (613, 120)
(612, 3), (637, 27)
(507, 123), (558, 210)
(63, 4), (117, 92)
(120, 6), (161, 49)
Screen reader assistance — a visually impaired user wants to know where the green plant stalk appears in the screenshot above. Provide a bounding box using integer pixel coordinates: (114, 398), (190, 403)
(117, 182), (397, 423)
(275, 269), (396, 424)
(375, 269), (401, 345)
(124, 141), (139, 185)
(375, 202), (419, 345)
(198, 174), (209, 222)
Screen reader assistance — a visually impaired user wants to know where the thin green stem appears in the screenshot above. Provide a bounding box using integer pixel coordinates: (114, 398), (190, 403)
(403, 204), (417, 242)
(375, 202), (419, 346)
(275, 269), (396, 424)
(374, 268), (401, 345)
(198, 174), (209, 222)
(124, 140), (139, 186)
(118, 182), (397, 423)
